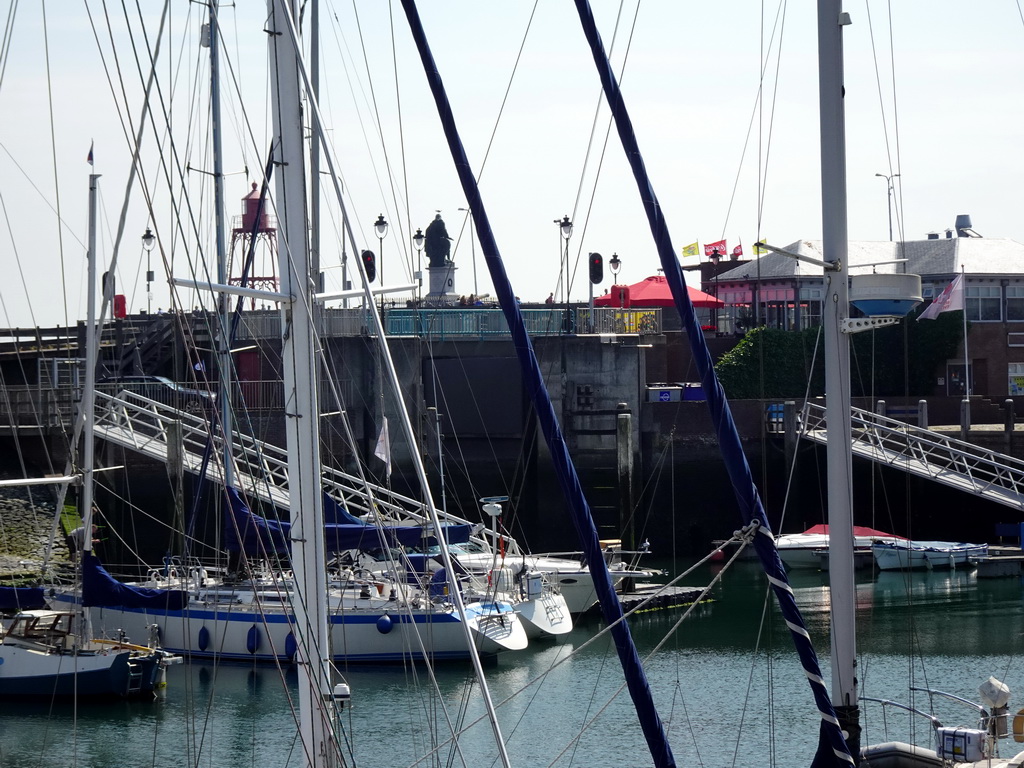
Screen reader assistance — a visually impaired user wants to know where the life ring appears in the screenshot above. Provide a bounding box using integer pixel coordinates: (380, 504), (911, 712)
(1012, 708), (1024, 743)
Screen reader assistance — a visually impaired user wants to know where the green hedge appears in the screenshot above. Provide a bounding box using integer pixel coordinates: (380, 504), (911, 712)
(714, 310), (964, 399)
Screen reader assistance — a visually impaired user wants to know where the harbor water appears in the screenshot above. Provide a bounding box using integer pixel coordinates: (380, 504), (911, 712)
(4, 559), (1024, 767)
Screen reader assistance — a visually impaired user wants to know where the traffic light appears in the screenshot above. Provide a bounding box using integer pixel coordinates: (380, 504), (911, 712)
(361, 249), (376, 283)
(589, 252), (603, 284)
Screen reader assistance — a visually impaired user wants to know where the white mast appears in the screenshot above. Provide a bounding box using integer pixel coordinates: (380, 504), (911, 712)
(78, 172), (102, 645)
(208, 0), (234, 490)
(819, 0), (860, 754)
(267, 2), (339, 766)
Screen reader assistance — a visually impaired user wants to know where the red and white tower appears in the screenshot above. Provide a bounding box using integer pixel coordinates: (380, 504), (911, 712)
(229, 182), (278, 307)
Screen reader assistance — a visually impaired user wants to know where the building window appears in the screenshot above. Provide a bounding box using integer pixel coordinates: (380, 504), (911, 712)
(966, 285), (1001, 322)
(1010, 363), (1024, 396)
(1007, 286), (1024, 322)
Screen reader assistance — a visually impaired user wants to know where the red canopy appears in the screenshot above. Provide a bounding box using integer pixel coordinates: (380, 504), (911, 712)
(801, 524), (905, 540)
(593, 275), (724, 308)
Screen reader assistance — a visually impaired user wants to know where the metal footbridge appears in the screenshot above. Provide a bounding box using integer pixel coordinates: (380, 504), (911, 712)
(799, 402), (1024, 512)
(91, 390), (462, 528)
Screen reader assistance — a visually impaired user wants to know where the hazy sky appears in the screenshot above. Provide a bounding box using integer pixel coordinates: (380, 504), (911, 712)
(1, 1), (1022, 328)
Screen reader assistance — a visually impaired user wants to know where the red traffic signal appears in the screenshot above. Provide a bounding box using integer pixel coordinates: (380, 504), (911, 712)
(361, 249), (376, 283)
(589, 252), (603, 284)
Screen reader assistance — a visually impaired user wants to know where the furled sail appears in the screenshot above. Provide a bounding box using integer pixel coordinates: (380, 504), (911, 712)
(223, 487), (470, 556)
(82, 552), (189, 611)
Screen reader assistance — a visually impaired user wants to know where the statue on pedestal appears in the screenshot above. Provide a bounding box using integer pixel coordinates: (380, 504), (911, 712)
(424, 214), (452, 268)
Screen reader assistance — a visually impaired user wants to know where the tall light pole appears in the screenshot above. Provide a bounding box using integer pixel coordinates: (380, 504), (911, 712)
(142, 227), (156, 314)
(875, 172), (899, 241)
(557, 215), (573, 332)
(609, 253), (621, 285)
(374, 214), (388, 313)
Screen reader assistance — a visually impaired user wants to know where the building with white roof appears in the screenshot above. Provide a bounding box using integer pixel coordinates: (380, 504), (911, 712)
(695, 230), (1024, 398)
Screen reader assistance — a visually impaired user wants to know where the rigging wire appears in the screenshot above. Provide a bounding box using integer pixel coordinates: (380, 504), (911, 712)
(42, 0), (70, 332)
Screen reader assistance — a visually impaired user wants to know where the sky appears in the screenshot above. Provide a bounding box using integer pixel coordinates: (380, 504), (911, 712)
(1, 1), (1022, 328)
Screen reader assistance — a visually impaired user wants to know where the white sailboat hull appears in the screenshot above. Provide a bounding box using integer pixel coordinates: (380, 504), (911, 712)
(511, 590), (572, 638)
(50, 596), (527, 663)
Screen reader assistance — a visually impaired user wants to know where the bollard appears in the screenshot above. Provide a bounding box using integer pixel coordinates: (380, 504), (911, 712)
(960, 398), (971, 441)
(918, 400), (928, 430)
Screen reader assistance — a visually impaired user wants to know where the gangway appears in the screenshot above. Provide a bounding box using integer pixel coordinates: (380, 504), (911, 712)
(800, 402), (1024, 512)
(91, 390), (475, 528)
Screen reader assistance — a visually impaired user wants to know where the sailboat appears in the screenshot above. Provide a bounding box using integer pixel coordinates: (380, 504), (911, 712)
(48, 1), (530, 666)
(0, 175), (179, 700)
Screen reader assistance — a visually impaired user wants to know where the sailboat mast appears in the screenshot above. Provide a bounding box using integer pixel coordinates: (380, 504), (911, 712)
(82, 176), (100, 544)
(268, 2), (337, 766)
(208, 0), (233, 489)
(818, 0), (860, 755)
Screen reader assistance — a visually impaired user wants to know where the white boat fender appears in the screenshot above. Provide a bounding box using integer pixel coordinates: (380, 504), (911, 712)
(376, 613), (393, 634)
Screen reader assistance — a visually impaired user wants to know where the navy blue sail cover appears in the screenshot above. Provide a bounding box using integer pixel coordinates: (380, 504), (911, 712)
(82, 552), (189, 610)
(0, 586), (46, 612)
(223, 487), (470, 555)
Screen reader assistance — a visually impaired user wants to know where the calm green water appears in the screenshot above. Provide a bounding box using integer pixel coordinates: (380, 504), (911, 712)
(3, 561), (1024, 768)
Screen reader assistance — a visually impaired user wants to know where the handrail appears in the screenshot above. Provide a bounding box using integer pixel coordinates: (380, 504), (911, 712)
(800, 402), (1024, 511)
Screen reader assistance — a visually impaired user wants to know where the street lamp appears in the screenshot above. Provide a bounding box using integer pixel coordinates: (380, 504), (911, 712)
(609, 253), (621, 285)
(556, 215), (573, 333)
(374, 214), (388, 311)
(875, 172), (900, 241)
(412, 228), (424, 300)
(141, 227), (156, 314)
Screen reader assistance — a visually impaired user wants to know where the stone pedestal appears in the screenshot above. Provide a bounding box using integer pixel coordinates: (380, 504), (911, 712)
(425, 263), (457, 304)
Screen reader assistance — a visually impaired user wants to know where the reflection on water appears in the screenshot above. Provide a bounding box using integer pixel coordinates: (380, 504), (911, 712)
(3, 562), (1024, 767)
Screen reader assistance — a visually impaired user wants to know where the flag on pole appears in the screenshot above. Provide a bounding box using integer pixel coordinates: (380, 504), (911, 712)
(374, 418), (392, 478)
(87, 141), (94, 167)
(731, 243), (744, 258)
(918, 274), (965, 320)
(681, 242), (700, 258)
(754, 241), (769, 255)
(704, 239), (727, 258)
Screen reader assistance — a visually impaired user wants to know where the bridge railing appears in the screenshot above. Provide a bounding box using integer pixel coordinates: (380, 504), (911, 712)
(232, 307), (662, 340)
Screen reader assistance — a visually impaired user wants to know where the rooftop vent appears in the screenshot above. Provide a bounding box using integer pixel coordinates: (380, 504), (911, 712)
(927, 232), (939, 240)
(955, 214), (981, 238)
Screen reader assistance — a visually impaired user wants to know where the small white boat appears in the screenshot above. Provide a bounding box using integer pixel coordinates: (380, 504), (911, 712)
(775, 524), (905, 570)
(871, 540), (989, 571)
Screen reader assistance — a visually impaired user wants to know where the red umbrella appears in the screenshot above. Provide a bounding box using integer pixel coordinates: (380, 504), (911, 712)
(594, 275), (724, 308)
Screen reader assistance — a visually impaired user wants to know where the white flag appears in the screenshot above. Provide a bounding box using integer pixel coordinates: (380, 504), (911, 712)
(918, 273), (964, 320)
(373, 418), (391, 478)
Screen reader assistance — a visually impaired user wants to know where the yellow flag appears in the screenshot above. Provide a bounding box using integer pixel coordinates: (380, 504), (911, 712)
(681, 242), (700, 258)
(754, 241), (769, 255)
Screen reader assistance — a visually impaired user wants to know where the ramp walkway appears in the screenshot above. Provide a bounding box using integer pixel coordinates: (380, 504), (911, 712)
(800, 402), (1024, 512)
(91, 390), (467, 527)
